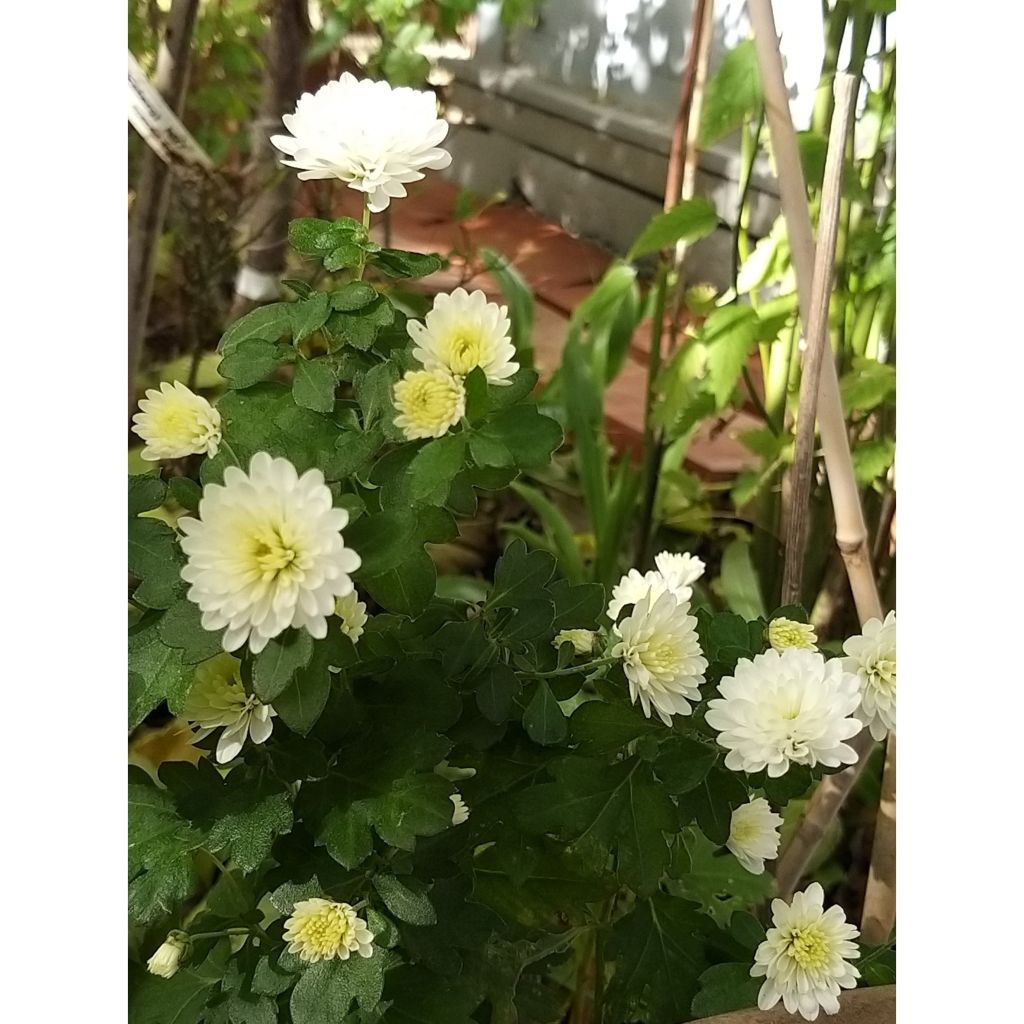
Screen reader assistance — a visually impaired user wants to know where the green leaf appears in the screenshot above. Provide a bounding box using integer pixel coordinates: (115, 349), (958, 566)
(383, 965), (479, 1024)
(522, 681), (567, 746)
(370, 772), (454, 850)
(476, 663), (518, 723)
(691, 963), (762, 1018)
(288, 217), (363, 256)
(550, 580), (605, 629)
(702, 305), (761, 408)
(330, 281), (378, 311)
(129, 968), (217, 1024)
(252, 630), (314, 702)
(841, 358), (896, 413)
(322, 804), (374, 868)
(512, 484), (586, 582)
(157, 599), (223, 665)
(289, 292), (332, 344)
(569, 700), (663, 757)
(654, 737), (718, 794)
(672, 829), (774, 925)
(326, 295), (395, 351)
(292, 356), (336, 412)
(700, 40), (763, 147)
(218, 338), (294, 389)
(628, 198), (719, 261)
(481, 248), (534, 369)
(163, 761), (293, 873)
(370, 249), (445, 278)
(323, 242), (364, 271)
(290, 952), (393, 1023)
(677, 767), (749, 845)
(218, 302), (293, 356)
(167, 476), (202, 512)
(853, 437), (896, 484)
(477, 405), (563, 469)
(362, 547), (436, 617)
(719, 536), (767, 620)
(129, 476), (186, 609)
(353, 362), (399, 427)
(128, 769), (202, 924)
(329, 426), (382, 478)
(408, 434), (467, 505)
(488, 539), (556, 610)
(373, 874), (437, 925)
(129, 617), (193, 728)
(605, 893), (708, 1023)
(273, 642), (333, 736)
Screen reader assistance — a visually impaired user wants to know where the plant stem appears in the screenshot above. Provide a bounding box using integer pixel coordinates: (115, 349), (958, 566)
(636, 264), (670, 567)
(780, 73), (858, 607)
(187, 927), (255, 942)
(355, 198), (372, 280)
(532, 657), (617, 679)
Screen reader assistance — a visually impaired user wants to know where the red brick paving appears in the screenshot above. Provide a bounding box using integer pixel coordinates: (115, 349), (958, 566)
(296, 178), (759, 479)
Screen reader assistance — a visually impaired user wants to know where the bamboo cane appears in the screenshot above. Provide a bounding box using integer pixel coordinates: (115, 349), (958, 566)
(747, 1), (892, 932)
(779, 72), (858, 606)
(128, 0), (201, 417)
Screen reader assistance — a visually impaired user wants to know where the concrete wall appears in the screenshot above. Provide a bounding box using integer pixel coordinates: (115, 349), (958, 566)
(441, 2), (887, 284)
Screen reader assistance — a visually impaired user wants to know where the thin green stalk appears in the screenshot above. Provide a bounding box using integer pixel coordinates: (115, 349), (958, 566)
(636, 264), (670, 567)
(355, 197), (372, 280)
(532, 657), (617, 679)
(733, 109), (765, 294)
(811, 1), (851, 136)
(187, 927), (257, 942)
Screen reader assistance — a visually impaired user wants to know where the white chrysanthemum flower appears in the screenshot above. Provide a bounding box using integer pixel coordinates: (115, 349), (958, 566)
(606, 550), (702, 621)
(179, 453), (361, 654)
(408, 288), (519, 385)
(842, 611), (896, 741)
(132, 381), (221, 461)
(270, 73), (451, 212)
(751, 883), (860, 1020)
(183, 654), (276, 763)
(283, 899), (375, 964)
(393, 369), (465, 440)
(553, 628), (597, 655)
(727, 797), (784, 875)
(706, 649), (861, 777)
(146, 931), (190, 979)
(611, 591), (708, 726)
(768, 617), (819, 652)
(450, 792), (470, 826)
(335, 591), (368, 643)
(654, 550), (705, 590)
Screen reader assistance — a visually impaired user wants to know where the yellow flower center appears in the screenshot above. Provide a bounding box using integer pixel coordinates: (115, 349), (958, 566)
(442, 328), (485, 374)
(245, 522), (304, 582)
(294, 905), (352, 958)
(871, 657), (896, 695)
(152, 400), (207, 445)
(394, 370), (463, 436)
(786, 925), (831, 970)
(642, 637), (682, 675)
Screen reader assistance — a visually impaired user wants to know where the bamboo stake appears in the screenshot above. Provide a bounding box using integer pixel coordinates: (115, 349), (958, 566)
(128, 0), (201, 417)
(779, 73), (858, 607)
(228, 0), (311, 320)
(747, 0), (891, 923)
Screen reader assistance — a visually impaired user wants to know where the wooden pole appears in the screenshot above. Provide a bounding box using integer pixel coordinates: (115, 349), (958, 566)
(779, 73), (858, 606)
(128, 0), (201, 416)
(747, 0), (891, 924)
(228, 0), (311, 321)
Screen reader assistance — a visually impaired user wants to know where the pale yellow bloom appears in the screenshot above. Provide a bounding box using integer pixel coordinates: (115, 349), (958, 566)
(450, 792), (470, 825)
(183, 654), (276, 763)
(180, 453), (360, 654)
(553, 629), (597, 655)
(335, 591), (368, 643)
(146, 931), (190, 979)
(393, 369), (465, 440)
(768, 617), (818, 652)
(751, 884), (860, 1020)
(283, 899), (374, 963)
(408, 288), (519, 385)
(132, 381), (221, 460)
(727, 798), (784, 874)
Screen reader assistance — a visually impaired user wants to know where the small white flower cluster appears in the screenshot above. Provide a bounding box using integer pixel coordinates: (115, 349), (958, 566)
(393, 288), (520, 441)
(607, 551), (708, 726)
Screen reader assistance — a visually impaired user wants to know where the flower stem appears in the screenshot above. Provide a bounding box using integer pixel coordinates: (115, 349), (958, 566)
(186, 927), (253, 942)
(531, 657), (617, 679)
(355, 197), (372, 281)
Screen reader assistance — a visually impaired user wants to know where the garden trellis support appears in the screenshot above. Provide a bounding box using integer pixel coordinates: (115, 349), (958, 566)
(127, 0), (200, 417)
(746, 0), (895, 944)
